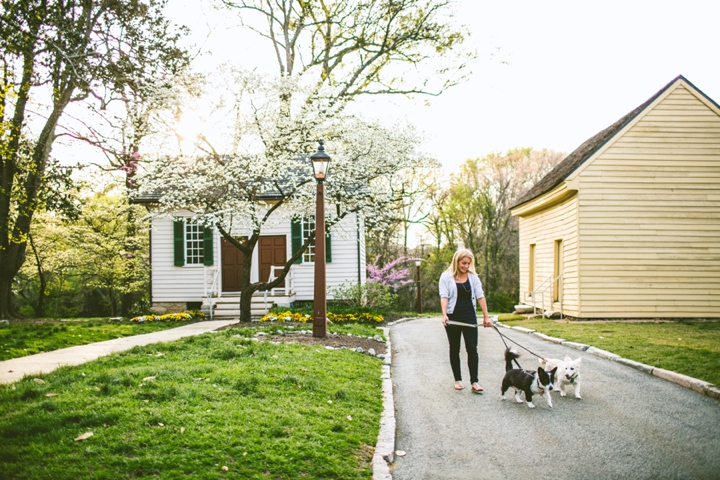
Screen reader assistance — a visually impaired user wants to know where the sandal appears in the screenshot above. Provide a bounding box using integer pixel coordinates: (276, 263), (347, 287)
(454, 382), (464, 390)
(471, 383), (484, 394)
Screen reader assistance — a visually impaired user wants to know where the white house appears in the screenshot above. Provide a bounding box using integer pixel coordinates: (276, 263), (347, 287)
(133, 202), (367, 317)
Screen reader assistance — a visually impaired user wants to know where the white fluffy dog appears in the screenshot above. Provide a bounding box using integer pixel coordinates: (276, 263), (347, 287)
(539, 355), (582, 399)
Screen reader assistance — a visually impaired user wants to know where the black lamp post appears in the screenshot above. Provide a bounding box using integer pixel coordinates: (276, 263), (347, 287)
(415, 259), (423, 314)
(311, 140), (331, 338)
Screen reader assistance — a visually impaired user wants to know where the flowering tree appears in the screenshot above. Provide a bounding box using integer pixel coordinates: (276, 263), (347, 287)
(138, 74), (433, 321)
(137, 0), (469, 322)
(366, 256), (419, 288)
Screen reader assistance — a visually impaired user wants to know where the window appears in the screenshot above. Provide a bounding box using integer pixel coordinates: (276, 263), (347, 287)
(185, 221), (205, 265)
(302, 216), (316, 263)
(529, 243), (536, 295)
(173, 218), (213, 267)
(553, 239), (563, 302)
(291, 216), (331, 264)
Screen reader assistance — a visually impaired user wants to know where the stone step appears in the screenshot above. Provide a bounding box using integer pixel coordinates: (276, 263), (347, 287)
(513, 304), (537, 314)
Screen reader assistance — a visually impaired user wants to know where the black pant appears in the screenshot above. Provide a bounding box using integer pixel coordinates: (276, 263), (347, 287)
(445, 324), (479, 383)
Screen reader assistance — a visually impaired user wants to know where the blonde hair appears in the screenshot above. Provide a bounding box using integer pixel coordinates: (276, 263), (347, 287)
(448, 249), (477, 279)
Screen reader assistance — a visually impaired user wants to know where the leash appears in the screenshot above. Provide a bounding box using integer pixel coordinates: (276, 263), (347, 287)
(490, 325), (548, 368)
(444, 321), (548, 368)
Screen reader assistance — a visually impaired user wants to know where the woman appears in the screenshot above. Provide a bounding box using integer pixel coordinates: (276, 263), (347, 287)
(439, 249), (492, 393)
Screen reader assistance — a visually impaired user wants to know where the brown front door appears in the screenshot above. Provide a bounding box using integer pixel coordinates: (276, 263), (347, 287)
(221, 238), (245, 292)
(259, 235), (286, 286)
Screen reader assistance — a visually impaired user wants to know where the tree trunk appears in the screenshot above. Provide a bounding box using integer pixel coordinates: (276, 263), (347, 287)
(0, 277), (13, 320)
(0, 244), (27, 319)
(239, 247), (256, 322)
(29, 233), (47, 317)
(0, 83), (74, 319)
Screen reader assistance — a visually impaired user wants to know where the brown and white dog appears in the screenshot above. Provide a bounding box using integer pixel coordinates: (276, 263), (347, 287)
(539, 355), (582, 399)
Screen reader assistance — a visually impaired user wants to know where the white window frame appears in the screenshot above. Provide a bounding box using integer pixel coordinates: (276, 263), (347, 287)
(302, 216), (316, 263)
(185, 221), (205, 265)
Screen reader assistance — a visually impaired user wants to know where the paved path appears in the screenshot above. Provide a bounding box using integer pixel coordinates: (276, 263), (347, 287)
(390, 317), (720, 480)
(0, 320), (238, 384)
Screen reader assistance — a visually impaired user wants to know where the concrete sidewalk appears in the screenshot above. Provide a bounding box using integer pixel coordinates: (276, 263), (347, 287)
(0, 320), (238, 384)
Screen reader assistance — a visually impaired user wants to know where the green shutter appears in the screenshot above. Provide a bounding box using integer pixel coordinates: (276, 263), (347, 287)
(203, 227), (214, 266)
(325, 227), (332, 263)
(173, 219), (185, 266)
(291, 218), (302, 264)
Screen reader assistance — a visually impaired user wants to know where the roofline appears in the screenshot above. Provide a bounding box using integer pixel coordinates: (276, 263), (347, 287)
(562, 76), (678, 179)
(129, 192), (284, 205)
(510, 75), (717, 211)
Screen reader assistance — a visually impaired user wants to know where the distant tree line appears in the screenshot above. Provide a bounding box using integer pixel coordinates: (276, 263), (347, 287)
(14, 187), (149, 319)
(366, 148), (564, 313)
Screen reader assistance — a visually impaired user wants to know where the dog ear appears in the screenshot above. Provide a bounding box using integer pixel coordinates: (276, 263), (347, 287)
(564, 354), (572, 362)
(574, 357), (582, 365)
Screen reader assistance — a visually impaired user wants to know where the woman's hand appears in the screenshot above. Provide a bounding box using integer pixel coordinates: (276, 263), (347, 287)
(482, 316), (492, 328)
(440, 297), (449, 326)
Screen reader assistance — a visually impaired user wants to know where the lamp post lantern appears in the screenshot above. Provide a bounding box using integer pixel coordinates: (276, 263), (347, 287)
(415, 259), (423, 314)
(311, 140), (331, 337)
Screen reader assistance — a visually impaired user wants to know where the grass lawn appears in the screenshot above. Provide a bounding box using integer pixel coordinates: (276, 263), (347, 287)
(0, 319), (197, 361)
(0, 324), (384, 479)
(498, 316), (720, 387)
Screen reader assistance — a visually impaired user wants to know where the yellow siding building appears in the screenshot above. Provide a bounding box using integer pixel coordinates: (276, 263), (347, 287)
(510, 76), (720, 319)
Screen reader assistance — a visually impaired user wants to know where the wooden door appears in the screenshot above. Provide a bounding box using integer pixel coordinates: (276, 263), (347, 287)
(221, 238), (245, 292)
(259, 235), (286, 286)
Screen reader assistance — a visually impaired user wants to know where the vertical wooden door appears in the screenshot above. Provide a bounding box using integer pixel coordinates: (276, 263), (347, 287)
(221, 238), (245, 292)
(259, 236), (286, 286)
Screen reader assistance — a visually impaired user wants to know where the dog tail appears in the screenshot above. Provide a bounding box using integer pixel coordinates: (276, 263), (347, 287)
(504, 348), (520, 371)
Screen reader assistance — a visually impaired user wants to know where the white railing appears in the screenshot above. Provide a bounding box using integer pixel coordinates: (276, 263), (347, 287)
(526, 273), (563, 319)
(263, 266), (295, 312)
(203, 267), (221, 321)
(269, 265), (294, 295)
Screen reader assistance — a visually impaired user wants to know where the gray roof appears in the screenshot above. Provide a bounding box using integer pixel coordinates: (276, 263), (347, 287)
(510, 75), (718, 210)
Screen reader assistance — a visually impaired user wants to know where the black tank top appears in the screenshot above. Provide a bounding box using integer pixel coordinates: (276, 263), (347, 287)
(448, 279), (477, 325)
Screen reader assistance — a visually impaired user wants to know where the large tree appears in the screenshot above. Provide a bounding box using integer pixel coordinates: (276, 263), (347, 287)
(0, 0), (188, 318)
(138, 0), (470, 321)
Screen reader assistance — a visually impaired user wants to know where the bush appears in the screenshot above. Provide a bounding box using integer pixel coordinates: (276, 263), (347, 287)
(486, 292), (516, 313)
(331, 281), (396, 312)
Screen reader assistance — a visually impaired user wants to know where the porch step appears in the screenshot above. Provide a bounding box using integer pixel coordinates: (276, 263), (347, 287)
(203, 293), (274, 319)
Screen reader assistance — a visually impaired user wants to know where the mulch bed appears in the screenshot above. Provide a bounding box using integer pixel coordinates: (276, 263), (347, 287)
(261, 332), (388, 355)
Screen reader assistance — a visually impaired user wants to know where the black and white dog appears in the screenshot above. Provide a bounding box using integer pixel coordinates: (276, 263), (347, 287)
(501, 348), (557, 409)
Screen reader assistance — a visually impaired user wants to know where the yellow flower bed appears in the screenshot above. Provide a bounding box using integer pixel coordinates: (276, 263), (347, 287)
(130, 310), (205, 323)
(259, 310), (383, 324)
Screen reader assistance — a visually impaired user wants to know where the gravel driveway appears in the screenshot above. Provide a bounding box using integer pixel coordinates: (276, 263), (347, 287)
(390, 317), (720, 480)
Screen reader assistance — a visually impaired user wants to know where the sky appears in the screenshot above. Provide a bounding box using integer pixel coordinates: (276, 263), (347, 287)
(167, 0), (720, 171)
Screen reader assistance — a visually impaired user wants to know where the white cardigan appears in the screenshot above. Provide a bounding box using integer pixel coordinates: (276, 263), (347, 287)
(439, 270), (485, 314)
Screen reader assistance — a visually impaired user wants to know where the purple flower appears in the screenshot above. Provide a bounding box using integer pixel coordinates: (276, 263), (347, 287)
(366, 256), (420, 287)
